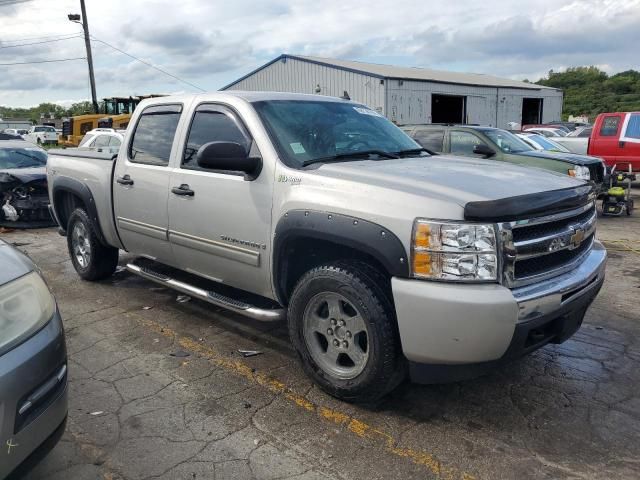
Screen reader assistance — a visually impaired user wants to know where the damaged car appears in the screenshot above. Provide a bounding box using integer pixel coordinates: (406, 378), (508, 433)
(0, 140), (56, 229)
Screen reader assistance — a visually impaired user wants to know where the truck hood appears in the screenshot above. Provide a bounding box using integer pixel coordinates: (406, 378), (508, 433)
(517, 150), (602, 166)
(0, 166), (47, 184)
(309, 155), (583, 207)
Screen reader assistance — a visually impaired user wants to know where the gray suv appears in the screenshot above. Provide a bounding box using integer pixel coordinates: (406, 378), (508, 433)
(0, 240), (68, 479)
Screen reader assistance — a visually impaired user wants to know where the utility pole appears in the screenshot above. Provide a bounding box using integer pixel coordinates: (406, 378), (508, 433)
(68, 0), (98, 113)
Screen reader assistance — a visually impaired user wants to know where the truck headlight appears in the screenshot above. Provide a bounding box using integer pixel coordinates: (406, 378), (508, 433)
(568, 165), (590, 180)
(412, 220), (498, 281)
(0, 272), (56, 355)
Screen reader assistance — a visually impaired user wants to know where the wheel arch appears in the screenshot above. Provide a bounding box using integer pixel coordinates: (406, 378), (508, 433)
(51, 176), (108, 246)
(273, 210), (409, 304)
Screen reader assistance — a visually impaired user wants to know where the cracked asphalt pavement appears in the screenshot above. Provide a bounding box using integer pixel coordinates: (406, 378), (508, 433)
(3, 204), (640, 480)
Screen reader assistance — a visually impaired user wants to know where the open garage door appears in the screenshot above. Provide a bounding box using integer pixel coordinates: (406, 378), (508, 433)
(522, 98), (543, 125)
(431, 94), (466, 124)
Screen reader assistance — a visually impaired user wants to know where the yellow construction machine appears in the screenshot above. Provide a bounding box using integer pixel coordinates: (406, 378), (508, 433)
(58, 95), (165, 146)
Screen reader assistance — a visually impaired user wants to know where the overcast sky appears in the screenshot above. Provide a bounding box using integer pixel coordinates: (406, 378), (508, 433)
(0, 0), (638, 108)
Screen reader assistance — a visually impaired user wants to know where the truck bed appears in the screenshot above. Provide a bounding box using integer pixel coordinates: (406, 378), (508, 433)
(46, 149), (123, 248)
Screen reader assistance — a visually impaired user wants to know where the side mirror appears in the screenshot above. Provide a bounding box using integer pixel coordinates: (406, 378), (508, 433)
(196, 141), (262, 180)
(473, 144), (496, 158)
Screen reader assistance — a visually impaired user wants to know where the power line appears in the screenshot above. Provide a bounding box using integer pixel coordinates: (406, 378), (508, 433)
(0, 57), (86, 66)
(0, 34), (83, 49)
(0, 0), (34, 6)
(0, 31), (82, 42)
(90, 35), (206, 92)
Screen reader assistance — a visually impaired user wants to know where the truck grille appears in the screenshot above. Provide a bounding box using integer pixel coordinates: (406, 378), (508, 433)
(500, 203), (597, 288)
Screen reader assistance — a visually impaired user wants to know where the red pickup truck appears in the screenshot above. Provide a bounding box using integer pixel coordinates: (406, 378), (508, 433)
(588, 112), (640, 171)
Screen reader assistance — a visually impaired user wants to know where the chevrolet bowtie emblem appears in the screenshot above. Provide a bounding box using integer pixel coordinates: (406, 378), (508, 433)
(569, 228), (585, 249)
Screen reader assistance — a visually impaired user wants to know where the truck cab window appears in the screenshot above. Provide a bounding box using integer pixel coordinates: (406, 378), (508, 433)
(600, 116), (620, 136)
(182, 108), (249, 170)
(623, 114), (640, 140)
(129, 105), (182, 166)
(450, 131), (484, 155)
(414, 129), (444, 151)
(93, 135), (111, 148)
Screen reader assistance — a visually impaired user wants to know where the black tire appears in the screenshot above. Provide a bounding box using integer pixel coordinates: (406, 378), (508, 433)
(36, 137), (41, 145)
(66, 208), (119, 281)
(288, 260), (405, 402)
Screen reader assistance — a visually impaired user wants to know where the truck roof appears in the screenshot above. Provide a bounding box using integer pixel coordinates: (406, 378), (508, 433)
(403, 124), (502, 133)
(137, 91), (357, 108)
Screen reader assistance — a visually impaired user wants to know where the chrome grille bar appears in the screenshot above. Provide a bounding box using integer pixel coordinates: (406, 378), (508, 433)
(499, 202), (597, 288)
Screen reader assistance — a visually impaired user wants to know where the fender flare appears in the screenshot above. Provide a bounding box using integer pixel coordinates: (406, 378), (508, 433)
(51, 175), (107, 246)
(273, 210), (410, 303)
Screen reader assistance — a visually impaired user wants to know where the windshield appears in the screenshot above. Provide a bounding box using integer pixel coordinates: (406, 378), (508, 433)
(252, 100), (422, 168)
(0, 146), (47, 169)
(528, 134), (570, 152)
(484, 129), (533, 154)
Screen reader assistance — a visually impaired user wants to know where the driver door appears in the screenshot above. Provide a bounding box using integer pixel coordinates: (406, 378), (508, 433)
(167, 103), (274, 298)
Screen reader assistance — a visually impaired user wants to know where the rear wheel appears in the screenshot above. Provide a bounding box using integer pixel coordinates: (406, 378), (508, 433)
(288, 261), (405, 402)
(67, 208), (119, 280)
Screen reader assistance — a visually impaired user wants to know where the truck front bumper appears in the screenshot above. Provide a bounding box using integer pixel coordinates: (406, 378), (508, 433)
(392, 241), (607, 384)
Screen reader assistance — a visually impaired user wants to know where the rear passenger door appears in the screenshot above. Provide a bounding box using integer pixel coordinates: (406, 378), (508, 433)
(113, 104), (183, 264)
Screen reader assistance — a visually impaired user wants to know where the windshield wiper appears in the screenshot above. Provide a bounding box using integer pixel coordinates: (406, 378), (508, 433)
(394, 147), (435, 157)
(302, 150), (399, 167)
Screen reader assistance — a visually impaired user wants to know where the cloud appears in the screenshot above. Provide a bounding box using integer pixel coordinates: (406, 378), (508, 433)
(1, 0), (639, 106)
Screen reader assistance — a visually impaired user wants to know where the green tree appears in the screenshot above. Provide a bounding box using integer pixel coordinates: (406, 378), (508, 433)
(536, 66), (640, 119)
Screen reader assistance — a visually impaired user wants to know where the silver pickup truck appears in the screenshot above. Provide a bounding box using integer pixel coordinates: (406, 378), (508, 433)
(47, 92), (606, 402)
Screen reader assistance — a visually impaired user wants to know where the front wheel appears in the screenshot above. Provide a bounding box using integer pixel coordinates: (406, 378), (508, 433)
(288, 261), (405, 402)
(67, 208), (119, 280)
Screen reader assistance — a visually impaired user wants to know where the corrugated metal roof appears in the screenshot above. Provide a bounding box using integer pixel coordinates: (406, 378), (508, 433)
(286, 55), (557, 90)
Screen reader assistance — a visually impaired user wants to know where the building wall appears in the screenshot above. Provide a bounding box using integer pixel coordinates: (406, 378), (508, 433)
(386, 79), (563, 128)
(496, 89), (563, 128)
(224, 57), (386, 114)
(224, 59), (563, 129)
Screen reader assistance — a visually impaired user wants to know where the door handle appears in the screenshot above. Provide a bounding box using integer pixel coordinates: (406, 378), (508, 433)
(117, 174), (134, 186)
(171, 184), (195, 196)
(619, 141), (626, 148)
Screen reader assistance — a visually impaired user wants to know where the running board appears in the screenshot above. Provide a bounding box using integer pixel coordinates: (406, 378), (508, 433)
(126, 262), (285, 322)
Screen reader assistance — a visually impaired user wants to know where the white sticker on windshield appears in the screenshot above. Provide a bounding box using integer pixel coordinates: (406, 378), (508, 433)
(290, 142), (306, 154)
(353, 106), (382, 117)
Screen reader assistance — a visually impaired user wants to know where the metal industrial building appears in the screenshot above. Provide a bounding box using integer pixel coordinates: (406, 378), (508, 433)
(222, 55), (563, 128)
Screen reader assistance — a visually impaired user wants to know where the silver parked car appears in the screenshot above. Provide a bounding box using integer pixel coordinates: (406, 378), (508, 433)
(0, 239), (68, 479)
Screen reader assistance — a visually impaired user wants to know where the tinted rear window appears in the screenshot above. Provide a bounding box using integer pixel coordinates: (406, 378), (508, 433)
(600, 116), (620, 136)
(129, 105), (182, 166)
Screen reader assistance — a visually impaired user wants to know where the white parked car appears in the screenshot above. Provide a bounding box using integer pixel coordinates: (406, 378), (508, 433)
(24, 125), (58, 145)
(523, 127), (567, 138)
(516, 133), (572, 152)
(2, 128), (29, 137)
(78, 129), (124, 155)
